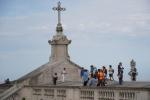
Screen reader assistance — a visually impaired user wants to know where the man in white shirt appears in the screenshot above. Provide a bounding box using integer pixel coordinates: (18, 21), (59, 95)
(61, 68), (67, 82)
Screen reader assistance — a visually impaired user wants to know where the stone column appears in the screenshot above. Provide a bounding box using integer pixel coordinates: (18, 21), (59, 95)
(114, 90), (119, 100)
(48, 35), (71, 62)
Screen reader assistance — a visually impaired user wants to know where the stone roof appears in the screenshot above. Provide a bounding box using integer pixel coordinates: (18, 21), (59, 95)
(16, 59), (82, 83)
(17, 61), (61, 82)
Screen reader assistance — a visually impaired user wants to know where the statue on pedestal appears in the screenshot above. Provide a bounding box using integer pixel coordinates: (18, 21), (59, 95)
(128, 59), (138, 81)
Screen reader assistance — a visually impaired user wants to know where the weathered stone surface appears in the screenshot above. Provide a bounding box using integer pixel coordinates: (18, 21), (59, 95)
(16, 32), (81, 86)
(49, 35), (71, 62)
(1, 2), (150, 100)
(17, 59), (82, 85)
(0, 84), (13, 94)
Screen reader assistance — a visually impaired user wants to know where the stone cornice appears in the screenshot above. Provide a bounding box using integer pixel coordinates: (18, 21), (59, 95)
(48, 35), (71, 45)
(24, 85), (150, 91)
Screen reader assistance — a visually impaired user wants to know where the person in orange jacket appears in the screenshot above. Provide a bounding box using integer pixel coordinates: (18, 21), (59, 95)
(97, 69), (105, 86)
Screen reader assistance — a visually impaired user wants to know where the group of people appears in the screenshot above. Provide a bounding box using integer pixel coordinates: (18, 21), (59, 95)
(80, 62), (124, 86)
(52, 62), (124, 86)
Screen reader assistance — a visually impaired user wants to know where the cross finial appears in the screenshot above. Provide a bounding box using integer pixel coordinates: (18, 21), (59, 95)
(53, 1), (66, 24)
(53, 1), (66, 33)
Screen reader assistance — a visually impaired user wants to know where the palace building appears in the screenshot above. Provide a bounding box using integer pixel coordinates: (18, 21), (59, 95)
(0, 1), (150, 100)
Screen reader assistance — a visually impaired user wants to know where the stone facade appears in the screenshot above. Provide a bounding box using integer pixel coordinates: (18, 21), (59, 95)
(2, 84), (150, 100)
(1, 2), (150, 100)
(15, 29), (82, 85)
(0, 2), (83, 99)
(49, 34), (71, 62)
(15, 14), (82, 86)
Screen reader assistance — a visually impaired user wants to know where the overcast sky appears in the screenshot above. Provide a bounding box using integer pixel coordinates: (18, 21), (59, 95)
(0, 0), (150, 82)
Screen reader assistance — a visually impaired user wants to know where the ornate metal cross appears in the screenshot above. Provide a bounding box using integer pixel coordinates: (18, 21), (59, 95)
(53, 1), (66, 24)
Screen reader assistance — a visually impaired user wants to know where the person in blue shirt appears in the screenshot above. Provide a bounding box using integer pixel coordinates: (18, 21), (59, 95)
(82, 69), (89, 86)
(80, 67), (85, 78)
(88, 74), (98, 86)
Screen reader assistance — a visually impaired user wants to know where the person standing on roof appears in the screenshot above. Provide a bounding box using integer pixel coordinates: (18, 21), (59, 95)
(88, 73), (97, 86)
(82, 69), (89, 86)
(108, 65), (114, 81)
(61, 68), (67, 82)
(117, 62), (124, 85)
(97, 69), (105, 86)
(53, 73), (58, 85)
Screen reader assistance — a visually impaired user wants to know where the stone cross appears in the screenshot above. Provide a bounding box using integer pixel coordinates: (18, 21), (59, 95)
(53, 1), (66, 25)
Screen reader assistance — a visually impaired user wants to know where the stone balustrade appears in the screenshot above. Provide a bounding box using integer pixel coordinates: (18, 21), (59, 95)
(0, 84), (20, 100)
(9, 85), (149, 100)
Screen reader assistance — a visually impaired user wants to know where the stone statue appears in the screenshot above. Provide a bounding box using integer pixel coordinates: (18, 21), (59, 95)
(128, 59), (138, 81)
